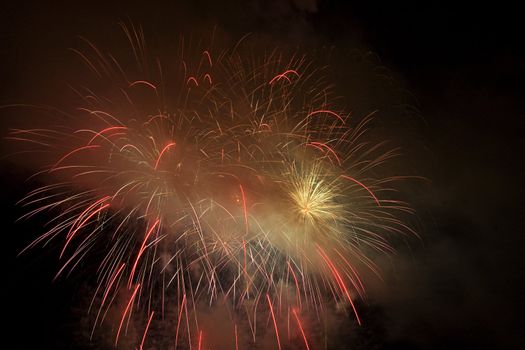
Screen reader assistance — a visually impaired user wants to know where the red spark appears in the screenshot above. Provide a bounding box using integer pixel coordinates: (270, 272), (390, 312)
(288, 261), (302, 308)
(187, 76), (199, 86)
(140, 311), (155, 350)
(100, 262), (126, 310)
(309, 141), (342, 165)
(292, 308), (310, 350)
(203, 50), (213, 66)
(266, 294), (282, 350)
(154, 142), (177, 170)
(340, 175), (380, 206)
(115, 283), (141, 346)
(61, 202), (110, 258)
(307, 109), (346, 124)
(239, 184), (248, 232)
(128, 219), (160, 287)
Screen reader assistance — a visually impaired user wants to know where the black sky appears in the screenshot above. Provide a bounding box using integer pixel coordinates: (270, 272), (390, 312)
(1, 1), (524, 349)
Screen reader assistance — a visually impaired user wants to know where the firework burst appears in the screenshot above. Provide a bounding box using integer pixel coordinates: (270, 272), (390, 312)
(8, 25), (417, 349)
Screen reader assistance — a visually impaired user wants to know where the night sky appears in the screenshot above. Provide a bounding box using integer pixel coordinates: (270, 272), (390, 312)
(1, 1), (524, 349)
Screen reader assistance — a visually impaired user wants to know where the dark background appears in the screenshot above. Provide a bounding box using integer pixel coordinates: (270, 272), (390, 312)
(1, 1), (523, 349)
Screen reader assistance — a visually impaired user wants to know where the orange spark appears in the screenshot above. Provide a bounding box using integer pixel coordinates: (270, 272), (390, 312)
(316, 245), (361, 325)
(129, 219), (160, 287)
(269, 69), (300, 84)
(187, 76), (199, 86)
(115, 283), (141, 346)
(307, 109), (346, 124)
(340, 175), (380, 206)
(292, 308), (310, 350)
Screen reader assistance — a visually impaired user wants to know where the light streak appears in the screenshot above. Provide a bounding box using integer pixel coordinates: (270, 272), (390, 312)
(267, 294), (282, 350)
(140, 311), (155, 350)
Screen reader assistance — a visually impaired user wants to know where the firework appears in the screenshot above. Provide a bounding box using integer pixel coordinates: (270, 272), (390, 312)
(8, 25), (416, 349)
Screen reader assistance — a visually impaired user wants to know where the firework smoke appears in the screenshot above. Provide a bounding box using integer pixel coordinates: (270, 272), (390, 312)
(7, 25), (416, 349)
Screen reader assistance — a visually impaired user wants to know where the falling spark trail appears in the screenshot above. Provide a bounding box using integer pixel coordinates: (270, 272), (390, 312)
(52, 144), (101, 169)
(61, 202), (110, 258)
(239, 184), (248, 233)
(140, 311), (155, 350)
(154, 142), (177, 170)
(175, 293), (186, 349)
(115, 283), (141, 346)
(316, 245), (361, 325)
(292, 308), (310, 350)
(197, 330), (203, 350)
(130, 80), (158, 90)
(307, 109), (346, 124)
(129, 219), (160, 287)
(267, 294), (282, 350)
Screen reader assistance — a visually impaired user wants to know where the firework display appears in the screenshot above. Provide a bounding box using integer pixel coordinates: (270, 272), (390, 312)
(9, 26), (416, 349)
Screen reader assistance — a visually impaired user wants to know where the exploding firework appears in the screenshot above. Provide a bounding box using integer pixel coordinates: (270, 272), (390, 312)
(8, 25), (417, 349)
